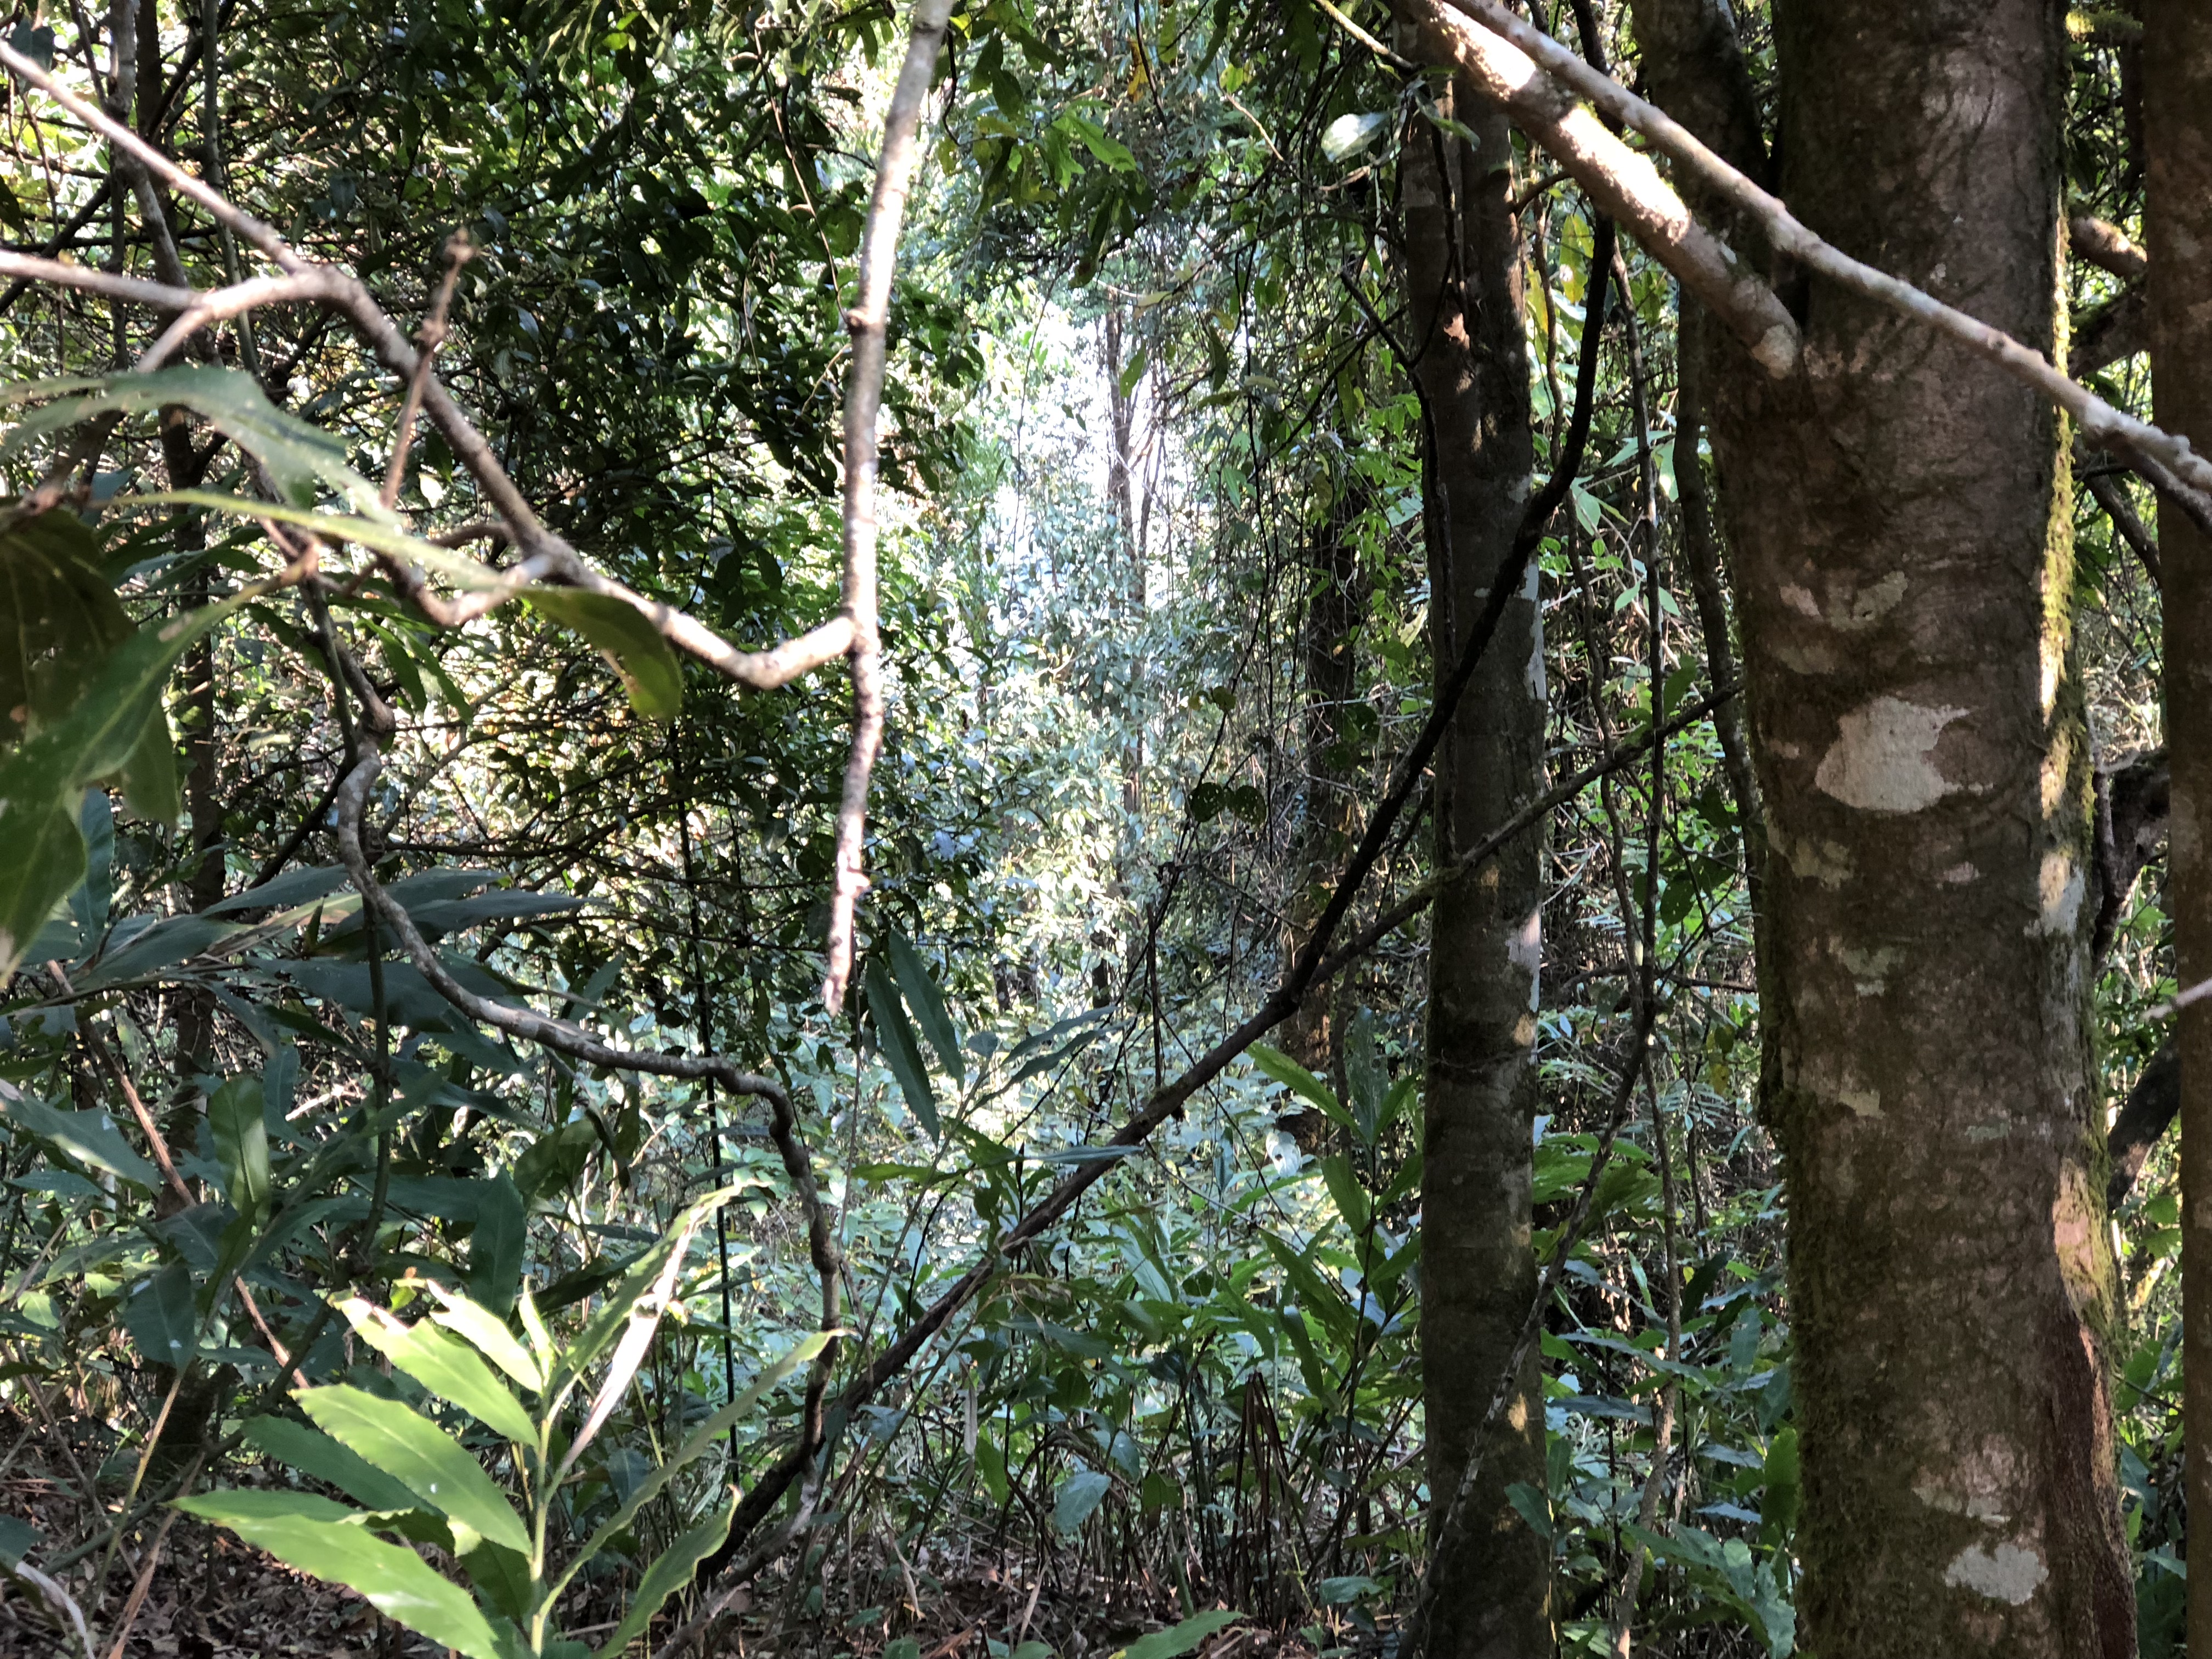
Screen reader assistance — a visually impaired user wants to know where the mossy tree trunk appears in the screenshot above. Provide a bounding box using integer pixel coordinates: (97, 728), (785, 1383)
(1654, 0), (2135, 1650)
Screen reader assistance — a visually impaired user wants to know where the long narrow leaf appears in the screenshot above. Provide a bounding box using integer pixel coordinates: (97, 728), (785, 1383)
(338, 1298), (540, 1446)
(888, 930), (963, 1083)
(548, 1329), (834, 1604)
(865, 960), (940, 1137)
(295, 1386), (531, 1556)
(174, 1494), (506, 1659)
(594, 1487), (738, 1656)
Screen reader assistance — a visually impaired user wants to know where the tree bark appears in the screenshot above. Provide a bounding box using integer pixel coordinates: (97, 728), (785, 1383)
(1650, 0), (2134, 1651)
(1394, 33), (1550, 1656)
(1282, 482), (1367, 1084)
(2143, 7), (2212, 1656)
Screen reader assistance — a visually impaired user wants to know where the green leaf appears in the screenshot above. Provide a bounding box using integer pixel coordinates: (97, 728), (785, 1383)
(337, 1298), (540, 1446)
(559, 1184), (746, 1477)
(1320, 1155), (1369, 1238)
(551, 1329), (830, 1604)
(123, 1261), (198, 1367)
(520, 588), (682, 719)
(866, 960), (940, 1137)
(421, 1282), (543, 1393)
(1320, 111), (1390, 162)
(1053, 1468), (1111, 1534)
(887, 930), (963, 1083)
(1113, 1610), (1245, 1658)
(462, 1173), (527, 1318)
(2, 1093), (159, 1188)
(7, 368), (385, 516)
(241, 1416), (420, 1514)
(174, 1493), (506, 1659)
(1761, 1426), (1801, 1544)
(1260, 1233), (1356, 1346)
(0, 592), (241, 984)
(209, 1075), (270, 1217)
(1246, 1044), (1353, 1133)
(295, 1385), (531, 1556)
(596, 1487), (738, 1656)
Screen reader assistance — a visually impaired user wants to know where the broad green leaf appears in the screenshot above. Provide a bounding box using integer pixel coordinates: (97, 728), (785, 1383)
(7, 369), (385, 516)
(1114, 1611), (1245, 1659)
(174, 1494), (506, 1659)
(209, 1075), (270, 1217)
(888, 930), (963, 1084)
(420, 1282), (543, 1393)
(1320, 110), (1390, 162)
(337, 1299), (540, 1446)
(3, 1093), (159, 1188)
(1246, 1044), (1353, 1133)
(242, 1415), (419, 1514)
(123, 1261), (198, 1366)
(1762, 1426), (1801, 1544)
(520, 588), (682, 719)
(0, 512), (129, 744)
(461, 1173), (527, 1318)
(0, 591), (241, 984)
(1052, 1468), (1111, 1534)
(1260, 1233), (1356, 1345)
(595, 1487), (738, 1655)
(295, 1385), (530, 1556)
(865, 961), (939, 1137)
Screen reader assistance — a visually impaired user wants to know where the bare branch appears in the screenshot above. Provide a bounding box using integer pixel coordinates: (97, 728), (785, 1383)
(0, 250), (189, 308)
(821, 0), (957, 1012)
(2071, 212), (2148, 283)
(1426, 0), (2212, 522)
(1398, 0), (1800, 376)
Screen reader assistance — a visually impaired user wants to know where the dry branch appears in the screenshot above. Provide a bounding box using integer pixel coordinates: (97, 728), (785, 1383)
(1423, 0), (2212, 534)
(1398, 0), (1799, 376)
(821, 0), (958, 1013)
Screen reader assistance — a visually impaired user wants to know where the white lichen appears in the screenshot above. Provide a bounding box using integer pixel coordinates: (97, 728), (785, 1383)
(1944, 1543), (2046, 1606)
(1814, 697), (1969, 814)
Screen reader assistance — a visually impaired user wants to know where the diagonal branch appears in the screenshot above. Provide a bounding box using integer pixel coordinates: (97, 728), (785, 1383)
(1421, 0), (2212, 533)
(0, 43), (862, 694)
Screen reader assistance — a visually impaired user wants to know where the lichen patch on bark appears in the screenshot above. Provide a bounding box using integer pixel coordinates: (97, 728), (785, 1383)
(1943, 1543), (2049, 1606)
(1813, 696), (1970, 812)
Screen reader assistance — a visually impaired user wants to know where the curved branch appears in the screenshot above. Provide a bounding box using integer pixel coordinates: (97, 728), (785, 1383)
(821, 0), (958, 1012)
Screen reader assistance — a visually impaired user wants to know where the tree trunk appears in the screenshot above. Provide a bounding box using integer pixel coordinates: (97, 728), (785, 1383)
(1281, 482), (1366, 1084)
(1394, 40), (1551, 1656)
(2142, 7), (2212, 1655)
(1662, 1), (2135, 1651)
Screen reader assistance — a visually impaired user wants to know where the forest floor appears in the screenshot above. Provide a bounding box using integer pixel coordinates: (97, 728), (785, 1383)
(0, 1464), (1344, 1658)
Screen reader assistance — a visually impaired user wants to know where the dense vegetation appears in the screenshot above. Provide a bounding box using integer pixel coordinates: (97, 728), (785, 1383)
(0, 1), (2192, 1656)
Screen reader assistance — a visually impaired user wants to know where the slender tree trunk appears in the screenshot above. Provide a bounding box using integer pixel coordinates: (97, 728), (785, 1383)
(2143, 8), (2212, 1656)
(1653, 1), (2134, 1651)
(1282, 481), (1367, 1082)
(1394, 36), (1550, 1655)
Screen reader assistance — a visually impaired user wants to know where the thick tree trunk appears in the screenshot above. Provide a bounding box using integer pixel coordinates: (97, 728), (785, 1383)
(1657, 1), (2134, 1651)
(2142, 7), (2212, 1655)
(1395, 42), (1550, 1657)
